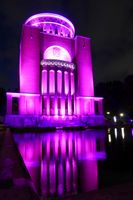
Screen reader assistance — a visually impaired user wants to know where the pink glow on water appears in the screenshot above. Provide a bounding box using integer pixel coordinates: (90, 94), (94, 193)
(50, 162), (56, 194)
(68, 135), (73, 158)
(54, 135), (59, 158)
(41, 161), (47, 195)
(79, 159), (98, 192)
(72, 159), (77, 191)
(58, 162), (64, 195)
(66, 158), (71, 192)
(44, 46), (71, 62)
(60, 134), (66, 157)
(46, 137), (50, 160)
(14, 130), (106, 197)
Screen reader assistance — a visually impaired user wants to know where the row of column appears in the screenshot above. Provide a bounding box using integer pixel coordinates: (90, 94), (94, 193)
(42, 95), (75, 116)
(41, 158), (77, 196)
(41, 69), (75, 95)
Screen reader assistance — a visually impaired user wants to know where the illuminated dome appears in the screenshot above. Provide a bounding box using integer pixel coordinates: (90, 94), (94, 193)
(25, 13), (75, 38)
(44, 45), (71, 62)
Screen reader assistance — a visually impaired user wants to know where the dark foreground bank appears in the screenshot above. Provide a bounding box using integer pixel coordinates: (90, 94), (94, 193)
(0, 127), (39, 200)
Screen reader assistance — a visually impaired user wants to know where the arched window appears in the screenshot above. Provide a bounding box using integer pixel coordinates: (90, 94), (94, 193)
(44, 45), (71, 62)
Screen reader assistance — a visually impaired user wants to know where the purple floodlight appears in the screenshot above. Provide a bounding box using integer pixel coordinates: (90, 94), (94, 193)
(6, 12), (104, 127)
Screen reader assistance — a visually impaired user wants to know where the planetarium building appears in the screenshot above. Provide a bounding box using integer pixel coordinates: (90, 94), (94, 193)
(6, 13), (104, 127)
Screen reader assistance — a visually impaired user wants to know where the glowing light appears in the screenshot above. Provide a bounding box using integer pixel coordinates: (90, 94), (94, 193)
(108, 134), (111, 143)
(7, 92), (40, 97)
(107, 128), (111, 133)
(131, 129), (133, 136)
(41, 59), (75, 70)
(114, 128), (117, 139)
(121, 127), (125, 139)
(120, 113), (124, 117)
(106, 111), (110, 115)
(113, 116), (117, 123)
(76, 97), (103, 100)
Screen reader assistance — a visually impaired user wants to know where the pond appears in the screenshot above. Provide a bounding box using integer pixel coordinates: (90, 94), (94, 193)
(14, 127), (133, 198)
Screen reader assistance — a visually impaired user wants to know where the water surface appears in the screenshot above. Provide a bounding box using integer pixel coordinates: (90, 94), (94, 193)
(14, 128), (133, 198)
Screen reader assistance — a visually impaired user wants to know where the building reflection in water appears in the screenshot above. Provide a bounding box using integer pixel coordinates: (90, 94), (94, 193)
(14, 130), (106, 198)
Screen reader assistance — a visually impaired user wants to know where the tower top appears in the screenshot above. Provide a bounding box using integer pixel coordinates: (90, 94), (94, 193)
(25, 13), (75, 38)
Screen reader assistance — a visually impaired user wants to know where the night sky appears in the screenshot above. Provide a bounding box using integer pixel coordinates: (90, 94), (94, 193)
(1, 0), (133, 90)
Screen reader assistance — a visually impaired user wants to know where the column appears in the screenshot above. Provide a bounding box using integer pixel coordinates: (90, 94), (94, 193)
(70, 72), (75, 95)
(57, 70), (62, 94)
(68, 72), (71, 115)
(64, 71), (69, 95)
(47, 69), (49, 94)
(41, 69), (47, 94)
(46, 70), (50, 115)
(49, 70), (55, 94)
(54, 70), (58, 115)
(62, 71), (64, 95)
(61, 71), (65, 116)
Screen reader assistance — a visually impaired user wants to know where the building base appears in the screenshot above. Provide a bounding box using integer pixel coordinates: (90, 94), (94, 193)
(5, 115), (105, 129)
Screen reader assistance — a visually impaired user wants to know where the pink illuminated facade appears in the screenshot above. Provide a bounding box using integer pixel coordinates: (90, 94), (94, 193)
(14, 130), (106, 197)
(6, 13), (104, 127)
